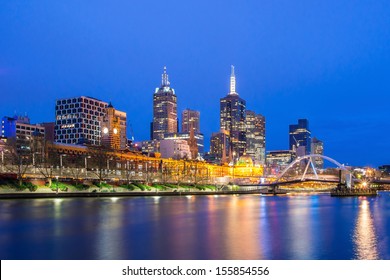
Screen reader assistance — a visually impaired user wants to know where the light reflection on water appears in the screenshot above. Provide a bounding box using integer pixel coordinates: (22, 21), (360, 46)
(0, 193), (389, 259)
(353, 199), (379, 259)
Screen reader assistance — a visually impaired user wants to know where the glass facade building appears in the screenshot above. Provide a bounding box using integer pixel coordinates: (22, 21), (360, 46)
(246, 110), (266, 165)
(220, 66), (246, 161)
(289, 119), (311, 156)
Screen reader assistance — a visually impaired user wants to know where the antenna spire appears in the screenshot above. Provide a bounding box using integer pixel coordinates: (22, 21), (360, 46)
(161, 66), (170, 87)
(229, 65), (237, 95)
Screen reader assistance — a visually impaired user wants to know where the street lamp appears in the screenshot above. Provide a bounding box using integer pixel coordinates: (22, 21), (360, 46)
(60, 154), (66, 176)
(1, 150), (4, 172)
(55, 175), (59, 194)
(85, 155), (91, 177)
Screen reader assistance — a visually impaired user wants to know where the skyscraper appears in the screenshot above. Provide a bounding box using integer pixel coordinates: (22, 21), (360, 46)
(152, 67), (178, 141)
(311, 137), (324, 169)
(181, 109), (200, 134)
(246, 110), (266, 165)
(289, 119), (311, 156)
(210, 130), (230, 164)
(220, 66), (246, 161)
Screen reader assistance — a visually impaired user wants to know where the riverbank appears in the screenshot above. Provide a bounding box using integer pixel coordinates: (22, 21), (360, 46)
(0, 188), (290, 199)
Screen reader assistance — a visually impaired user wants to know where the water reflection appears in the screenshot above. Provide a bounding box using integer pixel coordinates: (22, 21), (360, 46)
(353, 199), (379, 259)
(0, 194), (389, 259)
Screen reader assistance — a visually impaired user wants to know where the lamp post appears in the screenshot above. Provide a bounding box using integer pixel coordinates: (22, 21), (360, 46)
(60, 154), (66, 176)
(85, 155), (91, 177)
(55, 175), (59, 194)
(1, 150), (4, 172)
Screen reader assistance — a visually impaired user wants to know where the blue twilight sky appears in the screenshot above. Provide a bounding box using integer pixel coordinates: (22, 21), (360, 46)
(1, 0), (389, 167)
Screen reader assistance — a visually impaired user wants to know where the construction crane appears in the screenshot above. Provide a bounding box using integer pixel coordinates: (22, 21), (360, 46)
(292, 135), (300, 147)
(129, 123), (135, 142)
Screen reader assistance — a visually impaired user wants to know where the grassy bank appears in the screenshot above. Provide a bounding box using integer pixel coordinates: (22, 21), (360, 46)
(0, 178), (217, 194)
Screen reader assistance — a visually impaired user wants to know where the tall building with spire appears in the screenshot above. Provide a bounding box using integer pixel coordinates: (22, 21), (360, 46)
(220, 66), (246, 162)
(152, 66), (178, 141)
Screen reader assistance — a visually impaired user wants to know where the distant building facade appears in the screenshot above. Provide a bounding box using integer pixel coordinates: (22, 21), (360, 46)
(220, 66), (246, 161)
(55, 96), (108, 145)
(152, 67), (178, 140)
(311, 137), (324, 169)
(289, 119), (311, 156)
(1, 115), (45, 150)
(55, 96), (126, 148)
(135, 140), (160, 155)
(101, 103), (127, 150)
(379, 165), (390, 175)
(246, 110), (266, 165)
(266, 150), (296, 168)
(210, 130), (230, 164)
(164, 132), (204, 156)
(39, 122), (55, 142)
(160, 139), (191, 159)
(181, 109), (200, 134)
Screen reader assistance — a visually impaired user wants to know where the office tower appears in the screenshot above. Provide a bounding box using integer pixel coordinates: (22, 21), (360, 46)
(311, 137), (324, 169)
(289, 119), (311, 156)
(210, 130), (230, 164)
(101, 103), (127, 150)
(246, 110), (266, 165)
(220, 66), (246, 161)
(55, 96), (108, 145)
(181, 109), (200, 134)
(152, 66), (178, 140)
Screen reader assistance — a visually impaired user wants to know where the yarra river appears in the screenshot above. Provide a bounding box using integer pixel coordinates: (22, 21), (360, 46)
(1, 192), (389, 259)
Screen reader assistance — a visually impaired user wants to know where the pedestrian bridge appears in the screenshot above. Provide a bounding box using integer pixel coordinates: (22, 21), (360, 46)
(240, 154), (357, 190)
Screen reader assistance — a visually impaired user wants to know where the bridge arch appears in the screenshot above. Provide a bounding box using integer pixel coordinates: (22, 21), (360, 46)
(276, 154), (352, 182)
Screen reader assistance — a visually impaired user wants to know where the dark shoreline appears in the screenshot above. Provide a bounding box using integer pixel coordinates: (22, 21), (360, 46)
(0, 189), (294, 199)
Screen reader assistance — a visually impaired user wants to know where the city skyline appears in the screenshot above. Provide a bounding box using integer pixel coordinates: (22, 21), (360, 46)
(1, 1), (390, 167)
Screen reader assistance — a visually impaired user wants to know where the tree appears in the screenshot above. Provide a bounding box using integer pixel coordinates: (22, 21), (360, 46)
(121, 158), (137, 185)
(34, 140), (58, 187)
(190, 161), (210, 185)
(3, 137), (33, 186)
(87, 145), (111, 184)
(63, 154), (84, 180)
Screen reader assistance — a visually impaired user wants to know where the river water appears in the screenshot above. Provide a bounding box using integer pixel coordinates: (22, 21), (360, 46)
(1, 192), (389, 259)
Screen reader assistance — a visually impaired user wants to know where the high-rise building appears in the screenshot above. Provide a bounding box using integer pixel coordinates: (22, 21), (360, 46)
(210, 130), (230, 164)
(101, 103), (127, 150)
(152, 67), (178, 140)
(289, 119), (311, 156)
(181, 109), (200, 134)
(220, 66), (246, 161)
(246, 110), (266, 165)
(55, 96), (108, 145)
(311, 137), (324, 169)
